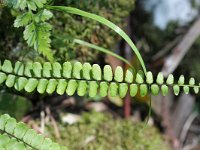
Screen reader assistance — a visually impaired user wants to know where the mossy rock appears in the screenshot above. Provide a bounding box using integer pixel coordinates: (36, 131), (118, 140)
(45, 112), (170, 150)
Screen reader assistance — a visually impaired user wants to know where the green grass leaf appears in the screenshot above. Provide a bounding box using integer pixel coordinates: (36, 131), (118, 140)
(47, 6), (147, 74)
(74, 39), (133, 68)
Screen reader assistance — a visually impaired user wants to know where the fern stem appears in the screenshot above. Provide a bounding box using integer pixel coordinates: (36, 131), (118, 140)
(0, 129), (38, 150)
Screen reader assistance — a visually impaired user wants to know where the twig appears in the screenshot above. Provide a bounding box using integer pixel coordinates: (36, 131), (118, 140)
(45, 106), (61, 139)
(162, 17), (200, 76)
(40, 111), (45, 134)
(152, 36), (182, 61)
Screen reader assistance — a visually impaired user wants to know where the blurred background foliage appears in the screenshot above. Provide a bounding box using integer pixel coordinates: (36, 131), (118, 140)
(0, 92), (31, 120)
(1, 0), (200, 149)
(0, 0), (134, 63)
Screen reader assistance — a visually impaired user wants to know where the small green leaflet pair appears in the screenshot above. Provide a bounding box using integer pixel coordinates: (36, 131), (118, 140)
(0, 114), (68, 150)
(0, 60), (199, 98)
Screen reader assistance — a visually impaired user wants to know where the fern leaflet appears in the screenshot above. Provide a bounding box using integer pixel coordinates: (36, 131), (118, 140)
(0, 114), (68, 150)
(0, 60), (199, 98)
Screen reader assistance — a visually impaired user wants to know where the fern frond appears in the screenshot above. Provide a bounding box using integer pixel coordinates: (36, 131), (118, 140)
(2, 0), (17, 7)
(14, 12), (32, 28)
(34, 9), (53, 23)
(23, 22), (53, 61)
(11, 0), (47, 10)
(0, 114), (68, 150)
(0, 60), (199, 98)
(6, 0), (54, 61)
(3, 0), (47, 10)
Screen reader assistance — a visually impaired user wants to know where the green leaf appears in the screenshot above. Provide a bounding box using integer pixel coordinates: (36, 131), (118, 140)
(66, 80), (78, 96)
(41, 138), (53, 150)
(33, 62), (42, 77)
(119, 83), (128, 98)
(73, 62), (82, 79)
(15, 0), (26, 10)
(24, 23), (36, 46)
(151, 84), (159, 96)
(146, 71), (153, 84)
(24, 62), (33, 77)
(103, 65), (113, 82)
(2, 60), (13, 73)
(0, 114), (10, 130)
(14, 61), (24, 75)
(130, 84), (138, 97)
(24, 78), (38, 93)
(173, 85), (180, 96)
(92, 64), (101, 81)
(31, 134), (45, 149)
(0, 134), (10, 147)
(23, 129), (37, 145)
(14, 12), (32, 27)
(52, 62), (62, 78)
(100, 82), (108, 97)
(24, 23), (53, 61)
(47, 6), (147, 74)
(46, 79), (57, 94)
(89, 81), (98, 97)
(166, 74), (174, 85)
(5, 118), (17, 134)
(63, 62), (72, 78)
(5, 75), (16, 88)
(14, 122), (29, 140)
(34, 0), (47, 9)
(114, 66), (123, 82)
(193, 86), (199, 94)
(156, 72), (164, 85)
(125, 69), (134, 83)
(14, 77), (28, 91)
(56, 79), (68, 95)
(34, 9), (53, 23)
(43, 62), (52, 78)
(109, 82), (118, 97)
(33, 23), (53, 61)
(140, 84), (148, 97)
(178, 75), (184, 85)
(27, 1), (37, 11)
(161, 85), (168, 96)
(189, 77), (195, 86)
(77, 81), (87, 96)
(15, 0), (48, 10)
(4, 0), (18, 7)
(136, 70), (144, 84)
(0, 72), (7, 84)
(0, 114), (68, 149)
(37, 79), (48, 94)
(5, 138), (26, 150)
(50, 143), (60, 150)
(183, 86), (189, 94)
(82, 63), (92, 80)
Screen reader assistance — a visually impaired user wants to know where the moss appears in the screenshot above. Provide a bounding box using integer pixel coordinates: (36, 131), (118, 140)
(45, 112), (169, 150)
(0, 0), (135, 62)
(51, 0), (135, 62)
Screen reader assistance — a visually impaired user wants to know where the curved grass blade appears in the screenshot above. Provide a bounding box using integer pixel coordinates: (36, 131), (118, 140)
(74, 39), (133, 68)
(46, 6), (147, 74)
